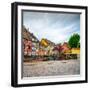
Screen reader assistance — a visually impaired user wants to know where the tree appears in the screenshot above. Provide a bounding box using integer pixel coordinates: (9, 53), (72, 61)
(77, 42), (80, 48)
(68, 33), (80, 48)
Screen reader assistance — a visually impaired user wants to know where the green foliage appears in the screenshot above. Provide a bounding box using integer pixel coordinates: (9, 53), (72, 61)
(68, 33), (80, 48)
(77, 42), (80, 48)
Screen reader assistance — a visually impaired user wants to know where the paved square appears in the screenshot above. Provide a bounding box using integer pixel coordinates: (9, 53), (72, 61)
(23, 60), (80, 77)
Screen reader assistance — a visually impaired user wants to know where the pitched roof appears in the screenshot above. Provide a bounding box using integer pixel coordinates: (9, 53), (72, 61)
(22, 26), (39, 42)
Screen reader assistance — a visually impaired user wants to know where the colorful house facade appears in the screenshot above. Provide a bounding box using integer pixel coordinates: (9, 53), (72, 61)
(22, 26), (39, 56)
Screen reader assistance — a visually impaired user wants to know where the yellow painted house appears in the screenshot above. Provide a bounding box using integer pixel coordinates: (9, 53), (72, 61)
(65, 48), (80, 54)
(71, 48), (80, 54)
(40, 39), (48, 47)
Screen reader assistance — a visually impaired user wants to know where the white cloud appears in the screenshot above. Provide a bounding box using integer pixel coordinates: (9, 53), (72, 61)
(23, 11), (80, 44)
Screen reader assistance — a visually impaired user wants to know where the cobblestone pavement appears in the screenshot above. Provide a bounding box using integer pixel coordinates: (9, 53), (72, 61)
(23, 60), (80, 77)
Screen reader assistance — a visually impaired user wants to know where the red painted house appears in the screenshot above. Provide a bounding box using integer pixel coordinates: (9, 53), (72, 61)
(22, 26), (39, 56)
(61, 42), (70, 53)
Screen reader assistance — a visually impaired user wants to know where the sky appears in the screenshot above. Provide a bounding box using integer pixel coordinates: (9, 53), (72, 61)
(23, 11), (80, 44)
